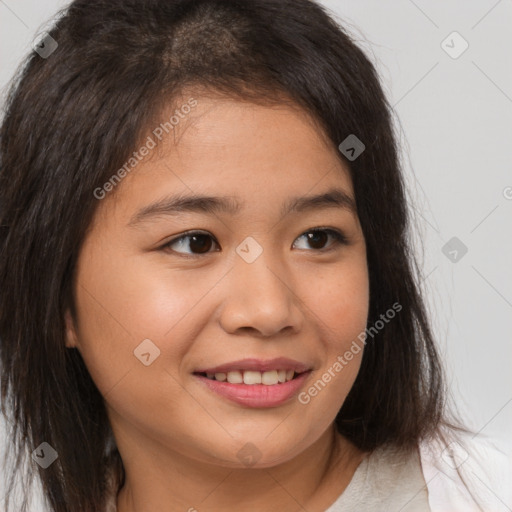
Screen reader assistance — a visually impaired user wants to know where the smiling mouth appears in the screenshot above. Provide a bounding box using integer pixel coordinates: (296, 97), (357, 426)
(193, 369), (306, 385)
(193, 369), (312, 408)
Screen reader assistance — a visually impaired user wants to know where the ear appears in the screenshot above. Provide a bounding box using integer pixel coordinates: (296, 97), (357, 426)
(64, 308), (80, 349)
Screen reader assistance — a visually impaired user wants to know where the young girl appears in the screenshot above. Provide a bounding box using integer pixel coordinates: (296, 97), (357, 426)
(0, 1), (509, 511)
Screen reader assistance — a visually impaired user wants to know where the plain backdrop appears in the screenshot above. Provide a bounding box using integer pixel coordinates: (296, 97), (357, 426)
(1, 0), (511, 509)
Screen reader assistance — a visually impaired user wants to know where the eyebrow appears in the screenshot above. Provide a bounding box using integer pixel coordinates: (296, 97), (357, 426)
(127, 187), (357, 228)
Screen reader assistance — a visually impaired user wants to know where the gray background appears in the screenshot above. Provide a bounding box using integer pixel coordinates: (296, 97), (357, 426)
(1, 0), (511, 509)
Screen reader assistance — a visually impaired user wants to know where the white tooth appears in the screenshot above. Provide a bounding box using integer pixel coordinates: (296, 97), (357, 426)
(261, 370), (279, 385)
(206, 372), (215, 379)
(227, 371), (243, 384)
(277, 370), (287, 383)
(243, 371), (262, 385)
(285, 370), (295, 381)
(214, 372), (227, 382)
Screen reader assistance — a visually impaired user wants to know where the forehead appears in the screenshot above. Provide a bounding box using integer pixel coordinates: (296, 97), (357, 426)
(97, 95), (355, 224)
(168, 96), (338, 168)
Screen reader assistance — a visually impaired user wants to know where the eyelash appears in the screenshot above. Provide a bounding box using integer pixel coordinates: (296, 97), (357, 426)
(160, 227), (348, 257)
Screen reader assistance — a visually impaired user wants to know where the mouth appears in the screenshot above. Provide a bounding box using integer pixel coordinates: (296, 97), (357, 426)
(192, 358), (313, 408)
(193, 369), (304, 385)
(193, 357), (312, 378)
(192, 357), (313, 408)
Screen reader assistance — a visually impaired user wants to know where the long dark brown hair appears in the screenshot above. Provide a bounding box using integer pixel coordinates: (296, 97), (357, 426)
(1, 1), (467, 511)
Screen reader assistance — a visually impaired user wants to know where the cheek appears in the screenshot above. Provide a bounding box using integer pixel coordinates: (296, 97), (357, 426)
(71, 244), (228, 394)
(297, 277), (368, 416)
(72, 250), (240, 460)
(300, 258), (368, 402)
(303, 258), (370, 344)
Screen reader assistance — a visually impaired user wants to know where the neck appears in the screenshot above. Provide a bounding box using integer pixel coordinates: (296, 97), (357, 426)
(114, 421), (365, 512)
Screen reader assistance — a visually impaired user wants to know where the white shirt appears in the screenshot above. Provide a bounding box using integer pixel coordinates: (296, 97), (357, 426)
(326, 432), (512, 512)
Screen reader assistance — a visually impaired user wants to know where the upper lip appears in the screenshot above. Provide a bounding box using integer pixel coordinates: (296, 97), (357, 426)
(194, 357), (312, 374)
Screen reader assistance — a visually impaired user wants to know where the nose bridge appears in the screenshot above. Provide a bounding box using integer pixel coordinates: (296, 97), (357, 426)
(219, 242), (301, 336)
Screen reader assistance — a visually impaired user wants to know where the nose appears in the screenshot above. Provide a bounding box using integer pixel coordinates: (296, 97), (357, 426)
(218, 252), (303, 338)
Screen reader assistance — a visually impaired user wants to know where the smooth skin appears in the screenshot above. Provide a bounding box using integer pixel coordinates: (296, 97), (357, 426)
(65, 92), (370, 512)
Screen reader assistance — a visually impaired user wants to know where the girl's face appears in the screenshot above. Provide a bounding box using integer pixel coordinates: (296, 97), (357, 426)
(65, 95), (369, 468)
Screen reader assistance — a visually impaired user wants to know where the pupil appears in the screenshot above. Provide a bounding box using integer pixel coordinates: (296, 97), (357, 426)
(307, 231), (327, 249)
(190, 235), (212, 253)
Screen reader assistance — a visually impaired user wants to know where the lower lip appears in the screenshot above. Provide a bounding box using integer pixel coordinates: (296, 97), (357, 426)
(194, 371), (312, 408)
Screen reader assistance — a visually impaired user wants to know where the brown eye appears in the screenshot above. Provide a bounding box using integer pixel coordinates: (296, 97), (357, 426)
(306, 231), (328, 249)
(162, 232), (219, 255)
(293, 228), (348, 251)
(188, 234), (214, 253)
